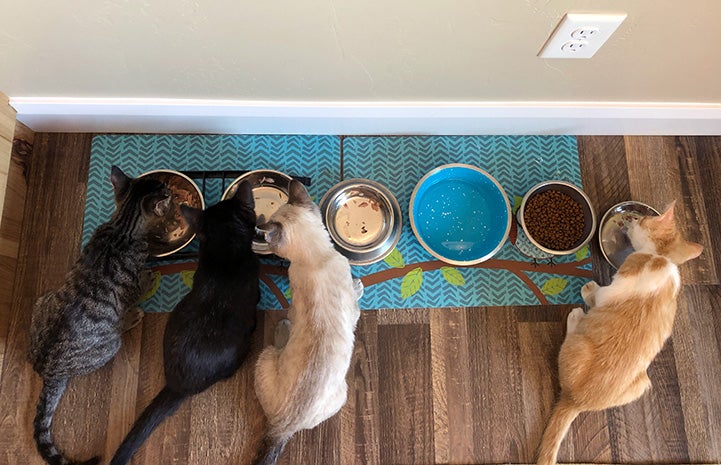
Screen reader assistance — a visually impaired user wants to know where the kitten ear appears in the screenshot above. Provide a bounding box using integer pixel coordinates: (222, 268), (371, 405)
(110, 166), (132, 198)
(288, 180), (312, 206)
(685, 241), (704, 260)
(233, 180), (255, 209)
(257, 222), (283, 249)
(180, 205), (203, 231)
(658, 200), (677, 227)
(153, 195), (172, 217)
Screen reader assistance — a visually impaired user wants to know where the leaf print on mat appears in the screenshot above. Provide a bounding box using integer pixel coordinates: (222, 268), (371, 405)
(542, 277), (568, 296)
(440, 266), (466, 286)
(575, 244), (589, 261)
(512, 195), (523, 215)
(181, 270), (195, 289)
(139, 271), (162, 302)
(384, 248), (405, 268)
(400, 267), (423, 299)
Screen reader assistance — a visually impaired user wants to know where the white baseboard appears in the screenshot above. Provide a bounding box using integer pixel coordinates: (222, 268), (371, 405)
(9, 98), (721, 135)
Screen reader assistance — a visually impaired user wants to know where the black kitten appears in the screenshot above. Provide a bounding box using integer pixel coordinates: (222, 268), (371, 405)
(29, 166), (171, 465)
(110, 180), (260, 465)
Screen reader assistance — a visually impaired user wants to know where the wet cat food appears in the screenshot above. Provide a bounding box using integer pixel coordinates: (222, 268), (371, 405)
(523, 190), (585, 251)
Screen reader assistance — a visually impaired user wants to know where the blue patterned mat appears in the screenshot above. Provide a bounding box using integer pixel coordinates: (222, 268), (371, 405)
(344, 136), (592, 309)
(82, 135), (591, 311)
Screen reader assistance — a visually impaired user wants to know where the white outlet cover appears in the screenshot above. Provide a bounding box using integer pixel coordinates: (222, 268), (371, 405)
(538, 13), (627, 59)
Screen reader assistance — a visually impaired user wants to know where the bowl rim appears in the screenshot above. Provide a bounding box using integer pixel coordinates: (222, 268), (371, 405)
(598, 200), (660, 268)
(220, 168), (293, 202)
(221, 169), (293, 255)
(137, 169), (205, 258)
(518, 180), (597, 256)
(319, 178), (403, 265)
(409, 163), (511, 266)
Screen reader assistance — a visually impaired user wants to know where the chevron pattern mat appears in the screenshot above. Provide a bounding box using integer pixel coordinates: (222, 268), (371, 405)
(83, 134), (341, 312)
(344, 136), (592, 309)
(83, 135), (591, 312)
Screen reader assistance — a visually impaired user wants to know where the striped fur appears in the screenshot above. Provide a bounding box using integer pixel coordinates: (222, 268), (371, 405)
(28, 166), (171, 465)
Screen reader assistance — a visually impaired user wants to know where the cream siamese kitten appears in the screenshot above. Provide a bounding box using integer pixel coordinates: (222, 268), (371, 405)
(253, 181), (362, 465)
(536, 201), (703, 465)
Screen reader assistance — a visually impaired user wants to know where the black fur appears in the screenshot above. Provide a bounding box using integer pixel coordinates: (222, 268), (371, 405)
(110, 181), (260, 465)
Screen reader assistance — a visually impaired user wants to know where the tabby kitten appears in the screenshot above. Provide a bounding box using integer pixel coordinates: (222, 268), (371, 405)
(29, 166), (171, 465)
(110, 181), (260, 465)
(253, 180), (362, 465)
(536, 201), (703, 465)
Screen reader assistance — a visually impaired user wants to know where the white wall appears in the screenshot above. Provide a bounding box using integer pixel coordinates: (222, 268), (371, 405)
(2, 0), (721, 133)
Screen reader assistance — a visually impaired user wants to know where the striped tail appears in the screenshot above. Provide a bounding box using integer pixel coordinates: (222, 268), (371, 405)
(536, 396), (580, 465)
(34, 378), (100, 465)
(252, 434), (290, 465)
(110, 386), (186, 465)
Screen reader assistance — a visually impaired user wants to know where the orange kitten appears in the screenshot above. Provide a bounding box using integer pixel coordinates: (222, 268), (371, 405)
(536, 201), (703, 465)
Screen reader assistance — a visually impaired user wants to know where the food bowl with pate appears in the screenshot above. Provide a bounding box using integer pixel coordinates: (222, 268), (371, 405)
(138, 169), (205, 258)
(598, 200), (660, 268)
(517, 181), (596, 257)
(319, 178), (402, 265)
(222, 169), (293, 255)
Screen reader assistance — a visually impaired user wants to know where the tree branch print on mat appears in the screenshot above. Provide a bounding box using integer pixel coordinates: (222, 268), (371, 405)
(146, 246), (592, 307)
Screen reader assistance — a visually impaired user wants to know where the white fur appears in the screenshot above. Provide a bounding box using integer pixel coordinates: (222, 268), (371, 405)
(593, 257), (680, 306)
(254, 202), (361, 441)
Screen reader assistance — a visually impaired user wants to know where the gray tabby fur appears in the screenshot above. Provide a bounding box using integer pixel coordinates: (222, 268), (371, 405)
(28, 166), (171, 465)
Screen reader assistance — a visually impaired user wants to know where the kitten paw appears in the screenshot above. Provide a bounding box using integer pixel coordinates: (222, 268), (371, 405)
(566, 307), (584, 334)
(274, 318), (291, 349)
(581, 281), (600, 307)
(121, 307), (144, 333)
(352, 278), (364, 300)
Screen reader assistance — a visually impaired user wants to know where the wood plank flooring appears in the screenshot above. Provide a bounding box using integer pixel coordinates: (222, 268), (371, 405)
(0, 135), (719, 464)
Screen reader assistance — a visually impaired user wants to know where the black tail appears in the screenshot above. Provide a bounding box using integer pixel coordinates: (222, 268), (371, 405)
(110, 386), (186, 465)
(252, 435), (289, 465)
(34, 378), (100, 465)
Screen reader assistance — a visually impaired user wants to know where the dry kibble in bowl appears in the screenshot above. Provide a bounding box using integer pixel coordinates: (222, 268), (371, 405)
(523, 190), (586, 251)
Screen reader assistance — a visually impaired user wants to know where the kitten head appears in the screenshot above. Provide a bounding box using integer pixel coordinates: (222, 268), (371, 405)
(180, 180), (257, 251)
(256, 180), (324, 258)
(627, 201), (703, 265)
(110, 166), (172, 235)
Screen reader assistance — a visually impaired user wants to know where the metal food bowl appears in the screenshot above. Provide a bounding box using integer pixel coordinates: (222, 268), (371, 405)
(518, 181), (596, 256)
(222, 169), (293, 255)
(409, 164), (511, 266)
(319, 178), (402, 265)
(599, 200), (660, 268)
(138, 169), (204, 258)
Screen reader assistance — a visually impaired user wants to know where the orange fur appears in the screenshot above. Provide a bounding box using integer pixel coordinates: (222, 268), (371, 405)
(536, 202), (703, 465)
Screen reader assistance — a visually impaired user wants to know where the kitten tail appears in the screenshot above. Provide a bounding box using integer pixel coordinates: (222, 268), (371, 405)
(536, 396), (580, 465)
(252, 435), (289, 465)
(110, 386), (186, 465)
(34, 378), (100, 465)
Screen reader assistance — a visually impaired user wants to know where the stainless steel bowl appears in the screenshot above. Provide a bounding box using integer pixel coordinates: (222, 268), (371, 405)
(222, 169), (293, 255)
(599, 201), (660, 268)
(138, 169), (205, 258)
(319, 179), (402, 265)
(518, 181), (597, 256)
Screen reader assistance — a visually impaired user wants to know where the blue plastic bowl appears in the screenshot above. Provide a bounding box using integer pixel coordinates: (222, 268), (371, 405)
(409, 164), (511, 265)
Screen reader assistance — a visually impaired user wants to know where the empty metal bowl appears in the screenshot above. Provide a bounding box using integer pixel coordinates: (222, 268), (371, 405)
(409, 164), (511, 266)
(599, 201), (660, 268)
(319, 179), (402, 265)
(222, 169), (293, 255)
(518, 181), (596, 256)
(138, 169), (204, 258)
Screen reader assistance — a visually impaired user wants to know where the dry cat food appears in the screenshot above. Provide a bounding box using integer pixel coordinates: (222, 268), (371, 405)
(523, 190), (585, 251)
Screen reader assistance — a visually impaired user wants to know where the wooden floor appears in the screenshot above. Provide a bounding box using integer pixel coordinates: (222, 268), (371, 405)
(0, 135), (719, 465)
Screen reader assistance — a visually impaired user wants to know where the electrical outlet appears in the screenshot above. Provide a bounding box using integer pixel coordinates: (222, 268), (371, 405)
(538, 13), (627, 59)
